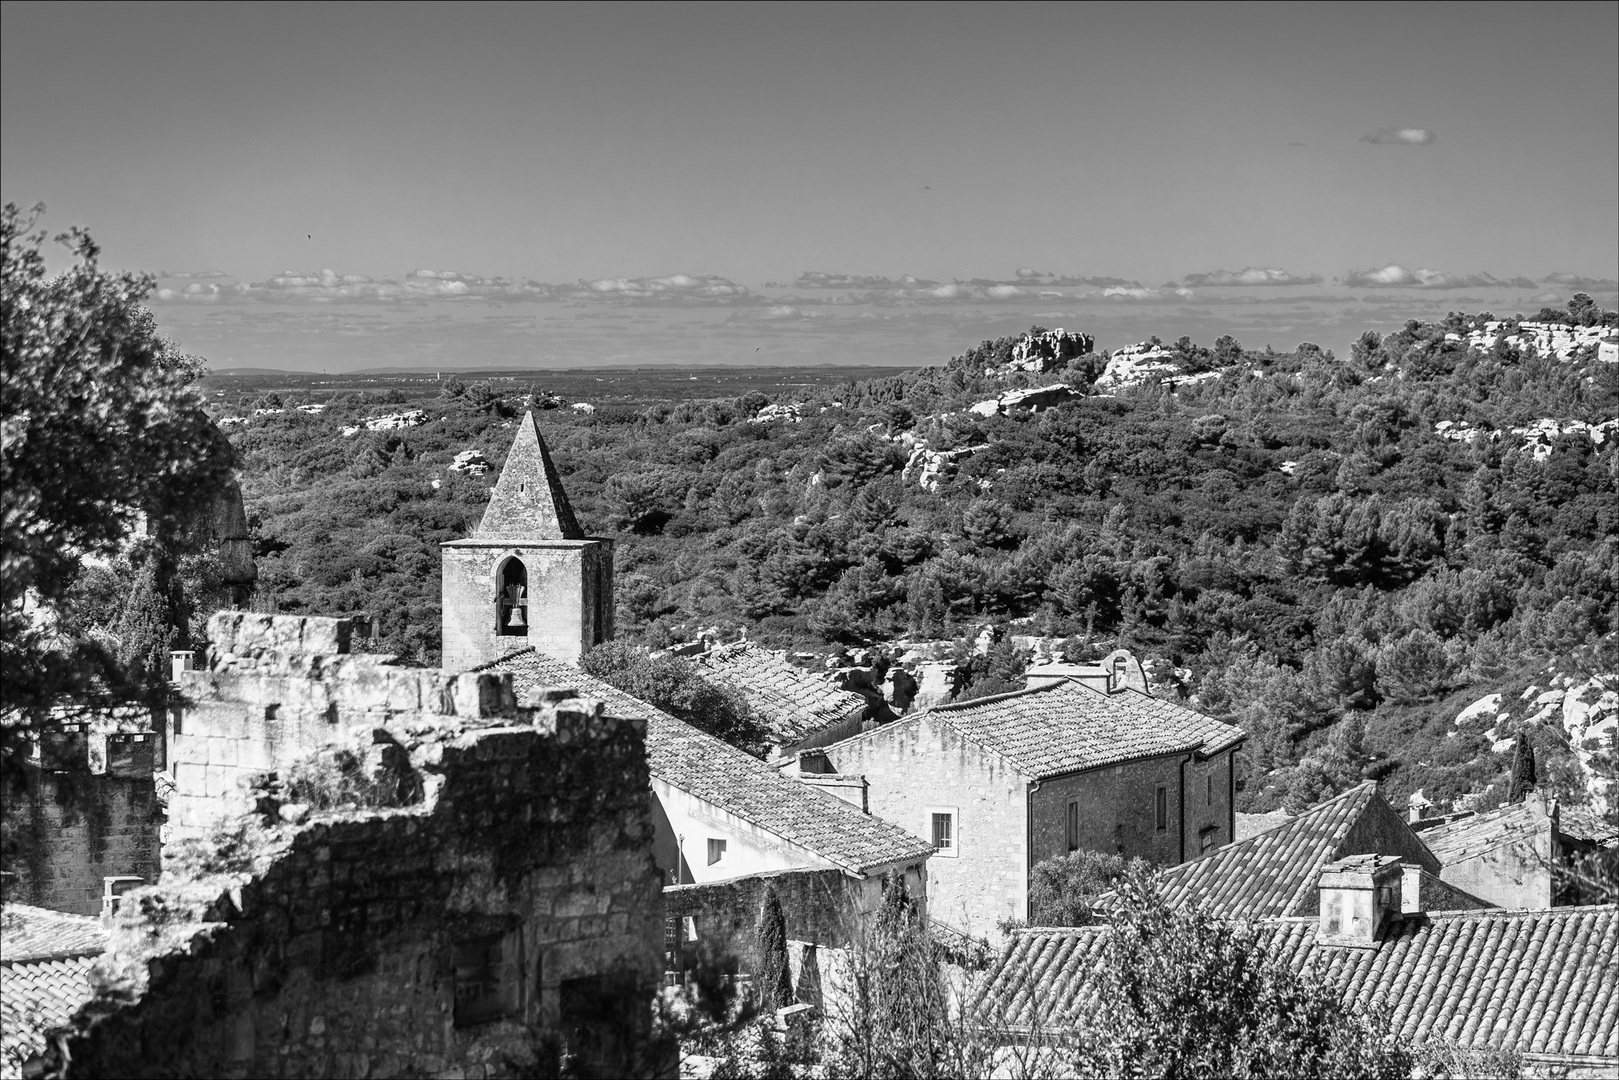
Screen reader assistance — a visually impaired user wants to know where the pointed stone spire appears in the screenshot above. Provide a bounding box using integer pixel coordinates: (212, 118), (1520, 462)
(475, 412), (585, 541)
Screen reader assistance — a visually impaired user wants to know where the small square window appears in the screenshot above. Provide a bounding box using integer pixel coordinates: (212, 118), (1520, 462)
(927, 807), (958, 857)
(1154, 786), (1168, 832)
(706, 838), (727, 866)
(1200, 826), (1218, 855)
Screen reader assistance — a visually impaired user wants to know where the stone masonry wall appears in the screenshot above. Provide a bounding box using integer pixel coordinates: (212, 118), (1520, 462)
(827, 715), (1027, 939)
(440, 540), (612, 672)
(662, 867), (857, 959)
(1028, 754), (1187, 870)
(0, 739), (162, 916)
(44, 694), (664, 1080)
(1179, 750), (1234, 860)
(169, 612), (528, 840)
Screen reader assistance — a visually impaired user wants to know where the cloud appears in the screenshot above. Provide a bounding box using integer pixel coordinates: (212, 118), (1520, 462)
(796, 271), (905, 289)
(159, 269), (230, 279)
(567, 273), (752, 303)
(151, 267), (760, 306)
(1360, 127), (1436, 145)
(1340, 264), (1537, 289)
(1014, 267), (1048, 279)
(1181, 267), (1323, 287)
(1542, 272), (1619, 291)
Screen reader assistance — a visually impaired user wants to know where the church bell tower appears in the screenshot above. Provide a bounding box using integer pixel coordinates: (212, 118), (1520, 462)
(440, 412), (613, 671)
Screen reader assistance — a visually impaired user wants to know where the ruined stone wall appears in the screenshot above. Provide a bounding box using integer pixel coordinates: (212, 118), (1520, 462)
(45, 696), (664, 1080)
(0, 735), (162, 916)
(169, 612), (521, 840)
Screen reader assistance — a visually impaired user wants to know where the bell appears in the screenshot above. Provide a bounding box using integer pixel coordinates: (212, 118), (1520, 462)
(506, 605), (527, 629)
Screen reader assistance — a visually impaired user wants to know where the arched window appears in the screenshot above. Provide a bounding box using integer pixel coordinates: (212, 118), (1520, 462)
(496, 557), (528, 637)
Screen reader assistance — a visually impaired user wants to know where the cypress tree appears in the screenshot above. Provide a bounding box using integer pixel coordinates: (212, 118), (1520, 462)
(1507, 731), (1537, 803)
(756, 885), (793, 1013)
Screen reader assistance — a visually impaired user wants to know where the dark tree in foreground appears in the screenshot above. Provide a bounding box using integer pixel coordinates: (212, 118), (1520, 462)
(1, 203), (231, 724)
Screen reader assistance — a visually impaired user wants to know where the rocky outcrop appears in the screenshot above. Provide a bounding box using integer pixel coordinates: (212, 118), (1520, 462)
(1003, 328), (1094, 375)
(899, 439), (986, 492)
(968, 384), (1082, 418)
(1093, 343), (1224, 391)
(1460, 320), (1616, 362)
(1433, 418), (1617, 460)
(449, 449), (491, 475)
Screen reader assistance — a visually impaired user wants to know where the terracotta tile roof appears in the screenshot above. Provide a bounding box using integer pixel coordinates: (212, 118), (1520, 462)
(470, 648), (934, 876)
(1559, 802), (1619, 846)
(1420, 797), (1551, 865)
(1154, 782), (1437, 919)
(903, 680), (1243, 781)
(978, 906), (1619, 1064)
(0, 904), (107, 964)
(691, 642), (866, 743)
(2, 906), (106, 1079)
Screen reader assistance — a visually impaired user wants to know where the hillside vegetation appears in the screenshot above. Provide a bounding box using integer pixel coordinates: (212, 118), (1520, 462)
(85, 301), (1619, 818)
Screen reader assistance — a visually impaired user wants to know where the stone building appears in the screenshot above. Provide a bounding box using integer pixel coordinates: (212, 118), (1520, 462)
(445, 418), (933, 908)
(440, 412), (613, 671)
(26, 679), (666, 1079)
(979, 865), (1617, 1076)
(1150, 782), (1490, 919)
(1414, 792), (1610, 909)
(0, 720), (162, 916)
(814, 680), (1244, 938)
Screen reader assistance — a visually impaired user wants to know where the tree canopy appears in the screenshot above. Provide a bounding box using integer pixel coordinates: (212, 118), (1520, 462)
(1, 203), (231, 719)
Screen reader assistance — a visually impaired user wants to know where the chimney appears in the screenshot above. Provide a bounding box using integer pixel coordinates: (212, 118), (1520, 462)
(170, 649), (196, 682)
(1407, 790), (1432, 824)
(1317, 854), (1403, 945)
(1400, 863), (1425, 914)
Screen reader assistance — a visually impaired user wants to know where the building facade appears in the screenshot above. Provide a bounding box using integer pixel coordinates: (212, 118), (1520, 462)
(817, 681), (1244, 937)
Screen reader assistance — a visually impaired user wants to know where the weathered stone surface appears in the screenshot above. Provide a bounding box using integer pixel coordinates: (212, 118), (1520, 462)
(42, 697), (666, 1080)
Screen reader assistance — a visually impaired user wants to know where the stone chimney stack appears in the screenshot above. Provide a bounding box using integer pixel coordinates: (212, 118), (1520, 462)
(1317, 854), (1404, 945)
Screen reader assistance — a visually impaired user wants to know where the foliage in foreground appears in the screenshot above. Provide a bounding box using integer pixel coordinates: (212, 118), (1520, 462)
(688, 868), (1519, 1079)
(1, 203), (233, 723)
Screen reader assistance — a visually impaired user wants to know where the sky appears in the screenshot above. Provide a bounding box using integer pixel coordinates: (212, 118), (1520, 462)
(3, 1), (1616, 371)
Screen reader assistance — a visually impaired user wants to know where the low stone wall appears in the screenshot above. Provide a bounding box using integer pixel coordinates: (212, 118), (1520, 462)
(663, 867), (856, 957)
(39, 696), (666, 1079)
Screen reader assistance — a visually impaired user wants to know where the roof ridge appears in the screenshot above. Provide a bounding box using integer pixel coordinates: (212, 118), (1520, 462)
(1174, 781), (1377, 867)
(923, 681), (1066, 713)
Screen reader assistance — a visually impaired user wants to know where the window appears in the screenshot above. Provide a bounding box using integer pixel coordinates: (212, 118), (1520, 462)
(1206, 772), (1213, 806)
(927, 807), (958, 856)
(497, 557), (529, 637)
(1066, 800), (1080, 852)
(1200, 826), (1218, 854)
(453, 929), (523, 1027)
(706, 838), (727, 866)
(1154, 785), (1168, 831)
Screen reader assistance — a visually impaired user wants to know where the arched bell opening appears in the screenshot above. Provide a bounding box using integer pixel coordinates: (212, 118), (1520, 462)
(496, 556), (529, 637)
